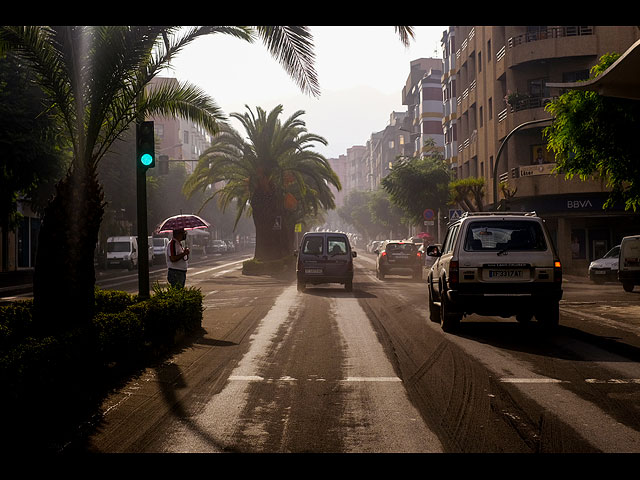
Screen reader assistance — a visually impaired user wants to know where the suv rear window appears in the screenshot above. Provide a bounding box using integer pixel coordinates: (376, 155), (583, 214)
(464, 220), (547, 251)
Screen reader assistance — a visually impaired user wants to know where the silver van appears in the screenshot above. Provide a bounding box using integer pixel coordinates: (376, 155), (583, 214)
(619, 235), (640, 292)
(296, 232), (357, 292)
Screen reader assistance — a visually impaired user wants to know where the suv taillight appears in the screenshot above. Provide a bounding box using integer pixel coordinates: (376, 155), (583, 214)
(449, 260), (459, 286)
(554, 260), (562, 283)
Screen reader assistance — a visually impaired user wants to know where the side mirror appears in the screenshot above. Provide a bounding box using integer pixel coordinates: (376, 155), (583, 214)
(426, 244), (441, 257)
(352, 251), (357, 258)
(293, 250), (298, 257)
(374, 249), (379, 255)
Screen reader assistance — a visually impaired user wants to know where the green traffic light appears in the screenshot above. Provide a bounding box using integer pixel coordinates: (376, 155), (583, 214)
(140, 153), (153, 166)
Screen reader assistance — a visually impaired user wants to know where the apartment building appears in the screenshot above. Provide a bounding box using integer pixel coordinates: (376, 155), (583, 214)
(402, 58), (444, 156)
(148, 77), (212, 174)
(447, 25), (640, 273)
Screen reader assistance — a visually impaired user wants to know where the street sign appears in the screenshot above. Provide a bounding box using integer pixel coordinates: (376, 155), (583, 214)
(423, 208), (435, 221)
(449, 209), (464, 220)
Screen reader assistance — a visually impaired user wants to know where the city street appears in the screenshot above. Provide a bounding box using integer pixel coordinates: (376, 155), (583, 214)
(62, 250), (640, 453)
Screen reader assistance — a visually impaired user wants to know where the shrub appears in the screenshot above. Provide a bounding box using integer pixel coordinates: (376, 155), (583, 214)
(0, 300), (34, 349)
(94, 287), (137, 314)
(133, 284), (203, 346)
(92, 309), (144, 365)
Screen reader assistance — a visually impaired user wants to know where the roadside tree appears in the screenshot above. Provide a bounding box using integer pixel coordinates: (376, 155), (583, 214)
(183, 106), (340, 261)
(0, 26), (319, 333)
(544, 52), (640, 211)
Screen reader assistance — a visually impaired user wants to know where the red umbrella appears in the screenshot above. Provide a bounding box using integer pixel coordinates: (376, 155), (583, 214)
(155, 214), (210, 234)
(415, 232), (432, 239)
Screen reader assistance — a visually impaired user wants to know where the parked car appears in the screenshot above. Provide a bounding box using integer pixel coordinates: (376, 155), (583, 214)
(296, 231), (357, 292)
(225, 240), (236, 253)
(368, 240), (383, 254)
(152, 237), (169, 264)
(426, 212), (563, 331)
(209, 239), (228, 254)
(588, 245), (620, 283)
(375, 240), (422, 280)
(619, 235), (640, 292)
(106, 236), (138, 270)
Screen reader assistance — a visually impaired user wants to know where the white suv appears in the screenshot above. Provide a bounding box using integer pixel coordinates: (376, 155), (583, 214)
(426, 212), (563, 332)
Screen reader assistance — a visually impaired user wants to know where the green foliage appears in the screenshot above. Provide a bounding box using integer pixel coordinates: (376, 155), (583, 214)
(449, 177), (486, 212)
(544, 52), (640, 211)
(0, 285), (203, 405)
(184, 106), (340, 261)
(0, 299), (33, 349)
(381, 145), (451, 224)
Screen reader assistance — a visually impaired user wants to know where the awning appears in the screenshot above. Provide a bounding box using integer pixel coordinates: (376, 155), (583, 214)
(547, 39), (640, 100)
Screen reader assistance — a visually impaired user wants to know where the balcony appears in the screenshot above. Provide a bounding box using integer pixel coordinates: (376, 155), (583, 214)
(507, 26), (596, 67)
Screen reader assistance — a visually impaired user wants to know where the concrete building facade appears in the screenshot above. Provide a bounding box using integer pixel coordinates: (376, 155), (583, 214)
(448, 25), (640, 273)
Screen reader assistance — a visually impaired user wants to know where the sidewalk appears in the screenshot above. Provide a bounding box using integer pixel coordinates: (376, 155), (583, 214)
(0, 269), (34, 298)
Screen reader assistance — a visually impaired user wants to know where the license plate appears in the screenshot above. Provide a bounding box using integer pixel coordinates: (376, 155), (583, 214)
(305, 268), (323, 274)
(488, 270), (523, 278)
(594, 270), (607, 275)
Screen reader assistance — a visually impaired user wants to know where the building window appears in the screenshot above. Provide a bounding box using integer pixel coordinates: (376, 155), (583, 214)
(487, 39), (491, 61)
(183, 130), (189, 144)
(488, 98), (493, 120)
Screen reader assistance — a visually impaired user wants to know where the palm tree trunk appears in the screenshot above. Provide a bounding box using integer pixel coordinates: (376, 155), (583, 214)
(32, 164), (105, 335)
(251, 194), (288, 262)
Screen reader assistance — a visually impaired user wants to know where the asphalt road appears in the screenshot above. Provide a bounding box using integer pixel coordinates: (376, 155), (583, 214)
(69, 251), (640, 453)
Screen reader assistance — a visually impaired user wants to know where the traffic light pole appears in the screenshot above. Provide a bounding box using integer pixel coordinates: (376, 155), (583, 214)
(136, 161), (150, 299)
(136, 121), (154, 300)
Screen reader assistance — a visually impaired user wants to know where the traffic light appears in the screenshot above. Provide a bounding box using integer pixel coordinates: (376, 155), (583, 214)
(136, 121), (155, 169)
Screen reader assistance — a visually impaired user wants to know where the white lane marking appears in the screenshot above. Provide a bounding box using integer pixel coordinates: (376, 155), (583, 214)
(189, 258), (247, 277)
(227, 376), (402, 383)
(500, 377), (640, 385)
(585, 378), (640, 384)
(499, 378), (567, 384)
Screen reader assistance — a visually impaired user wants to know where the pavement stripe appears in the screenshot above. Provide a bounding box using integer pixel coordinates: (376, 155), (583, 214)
(499, 378), (567, 384)
(228, 375), (402, 383)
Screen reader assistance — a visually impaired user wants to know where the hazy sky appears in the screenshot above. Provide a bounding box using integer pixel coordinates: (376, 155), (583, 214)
(163, 26), (447, 159)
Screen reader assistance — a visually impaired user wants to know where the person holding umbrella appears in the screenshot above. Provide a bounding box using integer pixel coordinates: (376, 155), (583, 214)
(156, 214), (209, 288)
(166, 227), (190, 288)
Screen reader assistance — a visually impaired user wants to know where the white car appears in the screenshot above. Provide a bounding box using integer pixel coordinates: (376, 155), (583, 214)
(588, 245), (620, 284)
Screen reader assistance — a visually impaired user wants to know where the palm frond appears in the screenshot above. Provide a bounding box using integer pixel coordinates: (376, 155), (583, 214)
(255, 26), (320, 98)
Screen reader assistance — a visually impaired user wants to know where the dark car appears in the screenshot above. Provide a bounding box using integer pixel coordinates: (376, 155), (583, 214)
(375, 240), (422, 280)
(296, 232), (357, 292)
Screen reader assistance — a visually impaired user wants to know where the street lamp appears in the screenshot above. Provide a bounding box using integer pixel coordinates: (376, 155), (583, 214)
(492, 118), (553, 209)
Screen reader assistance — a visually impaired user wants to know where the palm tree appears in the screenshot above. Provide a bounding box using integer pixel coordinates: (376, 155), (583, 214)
(0, 26), (321, 333)
(0, 25), (413, 331)
(184, 105), (340, 261)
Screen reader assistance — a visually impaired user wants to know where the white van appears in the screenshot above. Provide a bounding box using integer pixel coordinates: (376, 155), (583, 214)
(152, 237), (169, 264)
(619, 235), (640, 292)
(106, 236), (138, 270)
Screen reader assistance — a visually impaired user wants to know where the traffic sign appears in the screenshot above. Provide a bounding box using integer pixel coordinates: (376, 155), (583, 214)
(423, 208), (435, 221)
(449, 209), (464, 220)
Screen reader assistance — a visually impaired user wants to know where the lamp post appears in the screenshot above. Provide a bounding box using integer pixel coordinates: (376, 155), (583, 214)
(492, 117), (553, 209)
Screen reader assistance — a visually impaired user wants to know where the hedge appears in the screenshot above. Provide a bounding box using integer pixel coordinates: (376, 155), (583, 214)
(0, 284), (204, 451)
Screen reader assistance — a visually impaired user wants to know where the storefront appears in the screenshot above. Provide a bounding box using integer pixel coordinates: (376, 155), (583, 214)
(508, 192), (640, 274)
